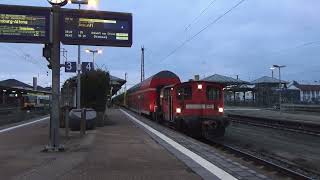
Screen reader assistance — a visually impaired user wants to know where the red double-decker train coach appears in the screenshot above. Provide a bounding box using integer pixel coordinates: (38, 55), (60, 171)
(117, 70), (229, 138)
(126, 71), (181, 118)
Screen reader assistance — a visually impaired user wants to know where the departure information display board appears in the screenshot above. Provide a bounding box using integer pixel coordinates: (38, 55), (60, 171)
(61, 9), (132, 47)
(0, 5), (50, 44)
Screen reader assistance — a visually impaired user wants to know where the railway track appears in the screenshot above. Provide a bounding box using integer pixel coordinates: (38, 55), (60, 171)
(228, 115), (320, 137)
(166, 118), (318, 179)
(123, 108), (319, 179)
(206, 139), (316, 180)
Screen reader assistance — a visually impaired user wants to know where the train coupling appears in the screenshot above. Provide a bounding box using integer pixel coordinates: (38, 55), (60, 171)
(202, 120), (218, 130)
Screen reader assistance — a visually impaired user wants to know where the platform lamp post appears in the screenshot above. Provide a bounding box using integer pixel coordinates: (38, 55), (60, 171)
(273, 65), (286, 113)
(270, 67), (275, 78)
(68, 0), (89, 110)
(85, 49), (102, 67)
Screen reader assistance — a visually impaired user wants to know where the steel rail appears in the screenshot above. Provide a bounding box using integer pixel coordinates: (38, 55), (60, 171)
(207, 140), (314, 180)
(227, 115), (320, 137)
(119, 107), (316, 179)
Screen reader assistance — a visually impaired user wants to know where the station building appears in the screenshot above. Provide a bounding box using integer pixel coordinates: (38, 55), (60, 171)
(288, 81), (320, 103)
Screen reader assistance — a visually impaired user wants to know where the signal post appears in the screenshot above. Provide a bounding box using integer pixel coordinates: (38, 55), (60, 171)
(48, 5), (62, 150)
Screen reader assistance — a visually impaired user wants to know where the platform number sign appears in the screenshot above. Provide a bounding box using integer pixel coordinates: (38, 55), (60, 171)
(65, 62), (77, 73)
(82, 62), (94, 73)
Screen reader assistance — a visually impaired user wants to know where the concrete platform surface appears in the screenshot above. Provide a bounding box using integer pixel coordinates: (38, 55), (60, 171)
(225, 106), (320, 125)
(0, 110), (202, 180)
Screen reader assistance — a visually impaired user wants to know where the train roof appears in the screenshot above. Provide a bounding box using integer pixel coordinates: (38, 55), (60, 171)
(127, 71), (180, 93)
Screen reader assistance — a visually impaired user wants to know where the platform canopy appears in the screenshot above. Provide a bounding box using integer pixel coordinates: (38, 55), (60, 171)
(110, 75), (126, 95)
(0, 79), (51, 94)
(251, 76), (288, 85)
(202, 74), (249, 86)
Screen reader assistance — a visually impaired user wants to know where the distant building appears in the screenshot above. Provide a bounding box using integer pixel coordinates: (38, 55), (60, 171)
(288, 81), (320, 103)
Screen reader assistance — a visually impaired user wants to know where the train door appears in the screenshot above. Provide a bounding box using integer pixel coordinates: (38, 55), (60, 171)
(156, 87), (162, 112)
(161, 87), (174, 122)
(169, 92), (173, 121)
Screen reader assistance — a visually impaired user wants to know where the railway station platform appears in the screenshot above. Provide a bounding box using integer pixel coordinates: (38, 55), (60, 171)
(0, 112), (200, 179)
(0, 108), (269, 180)
(225, 106), (320, 125)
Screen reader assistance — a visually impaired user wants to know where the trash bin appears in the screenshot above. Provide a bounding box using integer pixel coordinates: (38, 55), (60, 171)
(69, 108), (97, 131)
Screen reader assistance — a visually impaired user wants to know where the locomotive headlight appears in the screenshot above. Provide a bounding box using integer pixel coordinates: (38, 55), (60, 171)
(197, 84), (203, 90)
(176, 108), (181, 114)
(219, 107), (224, 113)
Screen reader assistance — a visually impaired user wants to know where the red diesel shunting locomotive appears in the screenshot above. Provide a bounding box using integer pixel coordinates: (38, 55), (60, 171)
(116, 70), (229, 138)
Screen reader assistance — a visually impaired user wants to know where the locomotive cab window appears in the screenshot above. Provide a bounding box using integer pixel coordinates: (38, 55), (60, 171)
(206, 86), (221, 100)
(177, 85), (192, 100)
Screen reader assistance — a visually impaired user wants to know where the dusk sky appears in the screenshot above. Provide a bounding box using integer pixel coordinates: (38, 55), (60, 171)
(0, 0), (319, 88)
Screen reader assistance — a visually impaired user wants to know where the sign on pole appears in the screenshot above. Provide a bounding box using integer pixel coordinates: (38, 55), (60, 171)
(61, 9), (132, 47)
(65, 61), (77, 72)
(81, 62), (94, 73)
(0, 4), (50, 44)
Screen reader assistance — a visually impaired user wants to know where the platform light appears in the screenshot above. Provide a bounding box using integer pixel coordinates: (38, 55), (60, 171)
(197, 84), (203, 90)
(3, 90), (7, 92)
(68, 0), (89, 4)
(176, 107), (181, 114)
(88, 0), (99, 8)
(12, 90), (16, 93)
(85, 49), (102, 65)
(218, 107), (224, 113)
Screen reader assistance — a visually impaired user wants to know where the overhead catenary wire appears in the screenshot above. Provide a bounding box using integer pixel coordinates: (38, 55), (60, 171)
(146, 0), (219, 69)
(185, 0), (219, 31)
(160, 0), (246, 63)
(0, 44), (48, 73)
(268, 40), (320, 57)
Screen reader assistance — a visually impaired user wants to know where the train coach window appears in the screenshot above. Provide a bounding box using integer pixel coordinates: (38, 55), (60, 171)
(177, 86), (192, 100)
(207, 86), (220, 100)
